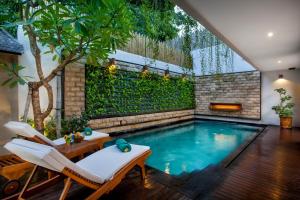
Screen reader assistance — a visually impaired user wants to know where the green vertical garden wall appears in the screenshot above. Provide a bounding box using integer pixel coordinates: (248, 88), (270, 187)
(85, 66), (195, 118)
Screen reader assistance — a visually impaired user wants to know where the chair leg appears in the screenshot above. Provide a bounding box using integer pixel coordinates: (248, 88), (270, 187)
(18, 165), (39, 199)
(85, 185), (107, 200)
(59, 177), (72, 200)
(137, 162), (146, 181)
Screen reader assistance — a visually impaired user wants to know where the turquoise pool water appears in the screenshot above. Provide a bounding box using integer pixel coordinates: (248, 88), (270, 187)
(124, 121), (261, 175)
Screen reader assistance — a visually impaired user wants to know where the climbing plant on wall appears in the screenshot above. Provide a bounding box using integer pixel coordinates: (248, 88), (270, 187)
(85, 66), (195, 118)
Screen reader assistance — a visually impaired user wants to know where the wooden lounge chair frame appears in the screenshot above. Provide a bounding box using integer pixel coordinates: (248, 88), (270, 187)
(4, 121), (112, 151)
(28, 135), (111, 149)
(18, 150), (151, 200)
(0, 155), (33, 198)
(29, 135), (112, 153)
(28, 133), (112, 151)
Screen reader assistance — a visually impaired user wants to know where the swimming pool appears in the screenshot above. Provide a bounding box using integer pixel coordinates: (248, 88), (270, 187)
(124, 120), (262, 175)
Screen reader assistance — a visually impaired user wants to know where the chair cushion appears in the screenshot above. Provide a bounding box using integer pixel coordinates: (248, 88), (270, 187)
(5, 139), (150, 185)
(4, 121), (56, 146)
(83, 131), (109, 141)
(4, 139), (63, 171)
(52, 138), (65, 145)
(4, 139), (102, 183)
(76, 144), (150, 184)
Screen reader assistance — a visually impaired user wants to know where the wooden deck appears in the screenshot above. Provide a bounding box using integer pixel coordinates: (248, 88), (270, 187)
(211, 126), (300, 200)
(28, 126), (300, 200)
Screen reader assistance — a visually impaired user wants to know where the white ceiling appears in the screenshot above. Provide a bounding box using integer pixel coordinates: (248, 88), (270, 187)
(175, 0), (300, 71)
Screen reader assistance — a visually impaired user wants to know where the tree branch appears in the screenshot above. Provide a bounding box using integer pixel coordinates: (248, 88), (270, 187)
(43, 52), (76, 83)
(24, 3), (44, 80)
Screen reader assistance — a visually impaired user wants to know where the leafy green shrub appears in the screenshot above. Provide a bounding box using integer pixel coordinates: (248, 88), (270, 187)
(44, 117), (57, 140)
(61, 112), (90, 135)
(22, 117), (57, 140)
(20, 117), (35, 128)
(86, 66), (195, 118)
(22, 113), (90, 139)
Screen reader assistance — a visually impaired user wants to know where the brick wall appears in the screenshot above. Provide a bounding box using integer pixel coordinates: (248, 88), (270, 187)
(64, 62), (85, 117)
(195, 71), (261, 119)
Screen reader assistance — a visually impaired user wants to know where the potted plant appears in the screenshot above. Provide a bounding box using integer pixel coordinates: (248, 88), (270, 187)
(272, 88), (295, 128)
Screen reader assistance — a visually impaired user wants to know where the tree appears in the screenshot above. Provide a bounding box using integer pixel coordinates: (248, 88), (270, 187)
(1, 0), (134, 132)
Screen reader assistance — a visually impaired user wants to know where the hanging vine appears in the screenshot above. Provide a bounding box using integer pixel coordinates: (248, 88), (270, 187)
(195, 28), (234, 75)
(126, 2), (235, 73)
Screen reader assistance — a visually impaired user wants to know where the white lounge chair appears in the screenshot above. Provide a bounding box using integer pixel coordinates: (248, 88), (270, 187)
(4, 121), (111, 147)
(4, 139), (151, 200)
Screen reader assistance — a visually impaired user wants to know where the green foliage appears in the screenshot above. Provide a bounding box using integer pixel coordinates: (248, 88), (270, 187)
(22, 117), (57, 139)
(129, 0), (178, 42)
(1, 0), (235, 75)
(44, 117), (58, 140)
(26, 0), (134, 65)
(23, 114), (89, 139)
(272, 88), (294, 117)
(171, 11), (197, 69)
(2, 0), (134, 66)
(61, 112), (90, 134)
(86, 66), (195, 117)
(0, 0), (20, 36)
(0, 63), (30, 88)
(21, 117), (35, 128)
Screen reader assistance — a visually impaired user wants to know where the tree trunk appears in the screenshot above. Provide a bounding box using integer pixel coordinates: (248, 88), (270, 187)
(31, 85), (44, 131)
(31, 81), (54, 133)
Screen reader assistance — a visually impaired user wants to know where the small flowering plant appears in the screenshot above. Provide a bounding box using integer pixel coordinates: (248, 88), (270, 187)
(64, 132), (84, 144)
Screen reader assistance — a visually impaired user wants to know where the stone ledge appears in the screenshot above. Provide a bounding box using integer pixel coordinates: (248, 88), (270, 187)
(89, 109), (194, 131)
(96, 114), (194, 133)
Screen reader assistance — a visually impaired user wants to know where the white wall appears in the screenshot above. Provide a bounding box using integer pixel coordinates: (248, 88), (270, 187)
(261, 69), (300, 127)
(18, 27), (58, 119)
(192, 46), (255, 76)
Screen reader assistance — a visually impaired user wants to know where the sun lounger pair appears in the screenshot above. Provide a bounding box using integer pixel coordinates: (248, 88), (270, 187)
(3, 122), (151, 199)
